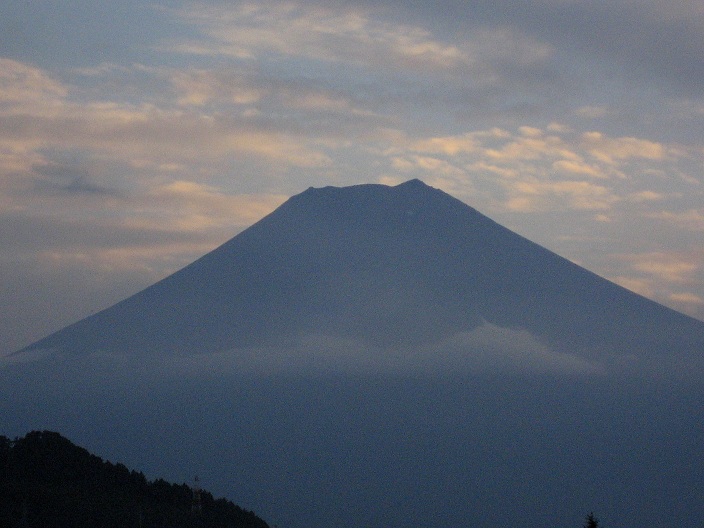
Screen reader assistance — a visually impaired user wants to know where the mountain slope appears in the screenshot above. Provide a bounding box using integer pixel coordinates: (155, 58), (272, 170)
(17, 179), (704, 376)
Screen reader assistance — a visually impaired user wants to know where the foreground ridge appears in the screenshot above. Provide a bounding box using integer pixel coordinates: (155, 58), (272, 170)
(0, 431), (269, 528)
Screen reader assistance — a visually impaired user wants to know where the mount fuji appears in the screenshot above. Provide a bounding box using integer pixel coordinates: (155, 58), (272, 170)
(3, 180), (704, 528)
(14, 179), (704, 377)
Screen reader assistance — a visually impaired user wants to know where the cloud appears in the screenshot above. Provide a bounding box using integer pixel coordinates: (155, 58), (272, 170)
(29, 160), (123, 197)
(0, 61), (337, 176)
(581, 132), (666, 164)
(0, 58), (67, 110)
(608, 249), (704, 321)
(410, 135), (479, 156)
(0, 183), (283, 356)
(0, 170), (286, 356)
(169, 2), (468, 70)
(609, 276), (655, 299)
(628, 190), (666, 203)
(170, 68), (266, 106)
(649, 209), (704, 231)
(425, 323), (605, 375)
(575, 105), (609, 119)
(630, 257), (698, 284)
(14, 105), (327, 168)
(136, 181), (287, 232)
(669, 292), (704, 306)
(504, 179), (617, 212)
(382, 126), (653, 212)
(97, 322), (604, 378)
(484, 132), (578, 162)
(0, 185), (285, 256)
(378, 124), (704, 220)
(469, 0), (704, 97)
(552, 159), (605, 179)
(167, 0), (557, 90)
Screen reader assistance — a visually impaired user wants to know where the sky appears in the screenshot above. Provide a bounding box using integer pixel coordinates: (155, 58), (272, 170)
(1, 0), (704, 355)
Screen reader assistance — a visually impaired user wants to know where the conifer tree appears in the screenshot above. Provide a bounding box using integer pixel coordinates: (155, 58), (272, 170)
(584, 512), (599, 528)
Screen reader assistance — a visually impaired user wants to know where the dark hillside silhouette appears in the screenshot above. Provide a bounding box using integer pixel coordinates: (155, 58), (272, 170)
(0, 431), (268, 528)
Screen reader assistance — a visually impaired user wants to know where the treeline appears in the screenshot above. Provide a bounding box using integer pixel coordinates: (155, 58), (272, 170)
(0, 431), (269, 528)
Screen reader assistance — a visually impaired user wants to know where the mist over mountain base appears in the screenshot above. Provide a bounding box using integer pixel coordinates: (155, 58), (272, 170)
(2, 353), (702, 528)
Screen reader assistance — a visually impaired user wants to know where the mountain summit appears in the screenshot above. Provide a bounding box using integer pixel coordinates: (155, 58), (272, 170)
(17, 179), (704, 375)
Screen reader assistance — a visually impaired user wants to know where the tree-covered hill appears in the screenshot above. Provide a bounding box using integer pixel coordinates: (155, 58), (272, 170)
(0, 431), (269, 528)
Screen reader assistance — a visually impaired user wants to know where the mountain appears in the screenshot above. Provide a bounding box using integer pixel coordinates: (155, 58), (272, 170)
(3, 180), (704, 528)
(0, 430), (269, 528)
(15, 179), (704, 378)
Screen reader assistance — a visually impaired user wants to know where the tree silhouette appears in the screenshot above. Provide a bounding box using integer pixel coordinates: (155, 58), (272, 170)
(0, 431), (269, 528)
(584, 512), (599, 528)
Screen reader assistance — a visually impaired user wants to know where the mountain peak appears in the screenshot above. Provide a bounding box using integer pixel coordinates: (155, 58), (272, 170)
(299, 179), (433, 198)
(395, 178), (430, 189)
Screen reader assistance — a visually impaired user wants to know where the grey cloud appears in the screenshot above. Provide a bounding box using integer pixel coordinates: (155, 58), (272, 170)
(166, 1), (701, 138)
(11, 321), (687, 382)
(318, 0), (704, 130)
(138, 323), (607, 378)
(424, 0), (704, 97)
(31, 161), (123, 197)
(0, 211), (210, 252)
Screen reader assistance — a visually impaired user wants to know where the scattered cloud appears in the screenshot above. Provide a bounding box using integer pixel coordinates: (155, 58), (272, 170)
(409, 134), (479, 156)
(170, 68), (266, 106)
(608, 249), (704, 321)
(629, 190), (666, 203)
(503, 179), (617, 212)
(426, 324), (605, 375)
(168, 1), (556, 82)
(378, 125), (701, 213)
(649, 209), (704, 231)
(137, 181), (287, 232)
(610, 276), (655, 299)
(631, 257), (698, 284)
(552, 159), (605, 179)
(169, 2), (470, 71)
(0, 58), (67, 110)
(581, 132), (666, 164)
(670, 292), (704, 306)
